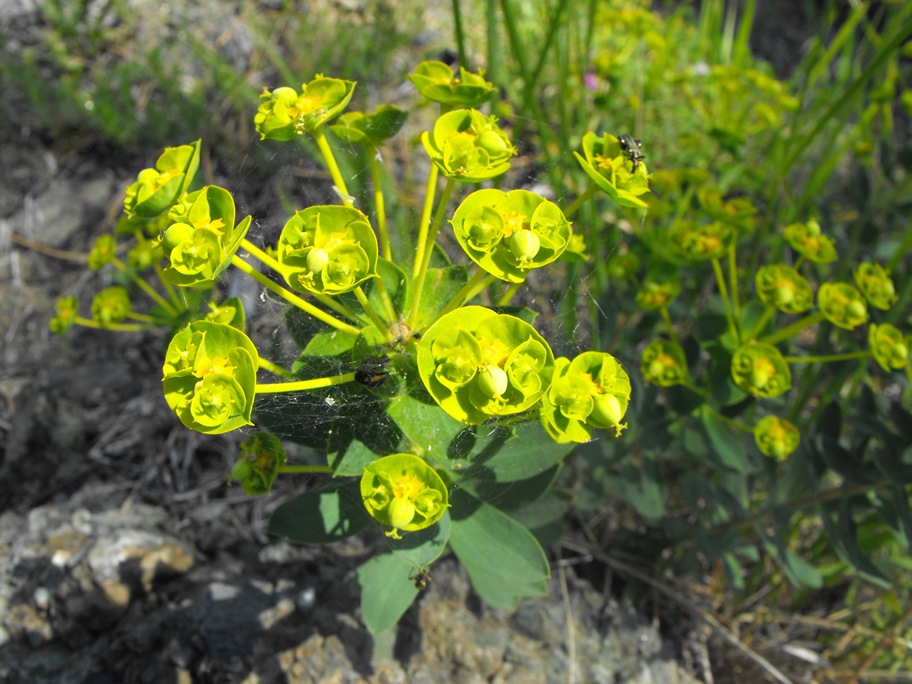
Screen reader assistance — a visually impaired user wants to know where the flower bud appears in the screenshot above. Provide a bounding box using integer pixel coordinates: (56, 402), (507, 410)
(508, 229), (541, 263)
(477, 365), (509, 398)
(590, 393), (622, 426)
(306, 247), (329, 273)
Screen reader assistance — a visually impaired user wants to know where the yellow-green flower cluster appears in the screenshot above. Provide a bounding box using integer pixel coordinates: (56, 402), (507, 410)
(408, 60), (496, 109)
(162, 321), (258, 434)
(574, 131), (650, 208)
(640, 339), (688, 387)
(450, 189), (572, 282)
(360, 454), (448, 538)
(636, 280), (679, 311)
(818, 282), (868, 330)
(783, 218), (836, 263)
(869, 323), (910, 372)
(421, 109), (517, 183)
(540, 351), (631, 443)
(753, 415), (800, 460)
(231, 432), (287, 496)
(417, 306), (555, 424)
(123, 141), (201, 218)
(254, 75), (355, 140)
(276, 205), (379, 296)
(755, 264), (814, 314)
(669, 220), (733, 262)
(91, 287), (131, 325)
(731, 342), (791, 398)
(854, 262), (897, 311)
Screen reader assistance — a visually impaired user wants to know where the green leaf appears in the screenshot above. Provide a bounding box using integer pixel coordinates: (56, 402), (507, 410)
(464, 464), (561, 510)
(463, 419), (574, 483)
(409, 265), (468, 331)
(821, 499), (891, 588)
(448, 490), (550, 609)
(268, 478), (373, 543)
(602, 459), (666, 519)
(701, 407), (754, 474)
(357, 552), (419, 635)
(508, 489), (573, 530)
(386, 511), (451, 569)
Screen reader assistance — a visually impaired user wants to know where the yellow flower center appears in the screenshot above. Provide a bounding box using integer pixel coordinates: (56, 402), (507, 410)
(392, 473), (424, 501)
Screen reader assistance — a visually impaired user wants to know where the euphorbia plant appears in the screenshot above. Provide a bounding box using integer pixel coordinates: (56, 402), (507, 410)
(52, 61), (644, 634)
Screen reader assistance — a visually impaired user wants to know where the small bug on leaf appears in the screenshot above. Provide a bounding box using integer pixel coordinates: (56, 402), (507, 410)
(617, 134), (645, 173)
(410, 567), (431, 590)
(355, 355), (390, 388)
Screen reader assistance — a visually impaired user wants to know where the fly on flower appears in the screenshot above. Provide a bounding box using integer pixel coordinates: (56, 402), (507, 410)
(617, 134), (645, 173)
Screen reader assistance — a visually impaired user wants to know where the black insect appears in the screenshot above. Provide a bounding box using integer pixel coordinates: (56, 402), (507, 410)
(410, 567), (432, 590)
(617, 134), (645, 173)
(355, 355), (390, 388)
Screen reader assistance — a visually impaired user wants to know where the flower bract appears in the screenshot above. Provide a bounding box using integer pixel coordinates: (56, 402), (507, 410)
(783, 218), (836, 263)
(818, 282), (868, 330)
(328, 105), (408, 146)
(417, 306), (555, 424)
(231, 432), (287, 496)
(255, 75), (355, 140)
(731, 342), (791, 398)
(755, 264), (813, 314)
(669, 221), (733, 262)
(753, 415), (800, 460)
(540, 351), (632, 443)
(869, 323), (910, 372)
(91, 286), (131, 325)
(360, 454), (448, 538)
(854, 262), (897, 311)
(162, 321), (258, 434)
(277, 205), (379, 296)
(123, 140), (201, 218)
(574, 131), (650, 208)
(450, 189), (572, 282)
(408, 60), (497, 109)
(421, 109), (516, 183)
(640, 339), (688, 387)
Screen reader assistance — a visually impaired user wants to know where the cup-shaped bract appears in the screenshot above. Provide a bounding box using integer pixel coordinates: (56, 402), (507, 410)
(421, 109), (516, 183)
(417, 306), (555, 424)
(254, 75), (356, 140)
(731, 342), (791, 398)
(450, 189), (572, 282)
(360, 454), (449, 538)
(162, 321), (258, 434)
(277, 205), (379, 296)
(669, 220), (734, 262)
(231, 432), (287, 496)
(854, 262), (897, 311)
(88, 234), (118, 271)
(408, 60), (497, 108)
(783, 218), (836, 263)
(124, 140), (201, 218)
(50, 296), (79, 335)
(869, 323), (910, 372)
(636, 280), (680, 311)
(128, 237), (164, 271)
(540, 352), (632, 444)
(698, 186), (758, 229)
(640, 339), (688, 387)
(755, 264), (814, 314)
(159, 186), (252, 288)
(328, 105), (408, 147)
(753, 415), (800, 460)
(818, 282), (868, 330)
(574, 132), (650, 208)
(91, 286), (131, 325)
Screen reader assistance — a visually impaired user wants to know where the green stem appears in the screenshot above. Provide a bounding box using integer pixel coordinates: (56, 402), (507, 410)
(563, 184), (598, 219)
(279, 464), (334, 474)
(783, 350), (870, 364)
(497, 281), (522, 307)
(371, 274), (398, 322)
(240, 239), (363, 323)
(126, 311), (170, 325)
(109, 257), (178, 316)
(367, 146), (392, 261)
(354, 285), (391, 340)
(711, 257), (739, 343)
(408, 177), (457, 330)
(435, 267), (492, 321)
(727, 238), (741, 324)
(760, 310), (824, 346)
(230, 255), (361, 337)
(413, 163), (440, 278)
(659, 307), (678, 345)
(258, 357), (292, 378)
(704, 404), (751, 433)
(256, 371), (357, 394)
(747, 305), (775, 341)
(74, 316), (151, 332)
(451, 0), (467, 67)
(312, 127), (352, 207)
